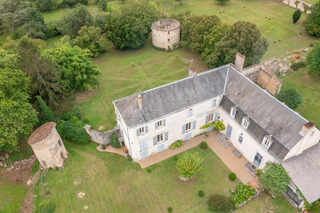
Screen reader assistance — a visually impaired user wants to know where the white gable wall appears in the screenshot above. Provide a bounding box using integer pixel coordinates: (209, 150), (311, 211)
(216, 107), (278, 169)
(125, 95), (223, 160)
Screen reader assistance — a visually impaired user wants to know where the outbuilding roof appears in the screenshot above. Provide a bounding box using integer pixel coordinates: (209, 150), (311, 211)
(282, 143), (320, 203)
(28, 122), (56, 145)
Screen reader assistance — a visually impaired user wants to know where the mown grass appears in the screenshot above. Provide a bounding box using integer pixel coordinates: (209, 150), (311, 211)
(280, 67), (320, 128)
(0, 178), (27, 213)
(34, 142), (296, 212)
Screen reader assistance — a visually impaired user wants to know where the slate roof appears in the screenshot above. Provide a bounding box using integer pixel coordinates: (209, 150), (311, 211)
(28, 122), (56, 145)
(282, 143), (320, 203)
(113, 65), (229, 127)
(113, 64), (307, 158)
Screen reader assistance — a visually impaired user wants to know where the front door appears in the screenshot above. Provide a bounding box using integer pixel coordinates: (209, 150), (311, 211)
(140, 150), (149, 159)
(157, 144), (165, 152)
(226, 124), (232, 138)
(184, 132), (192, 141)
(253, 152), (263, 167)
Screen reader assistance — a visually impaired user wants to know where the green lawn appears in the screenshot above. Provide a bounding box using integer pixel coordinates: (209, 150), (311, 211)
(0, 178), (27, 213)
(280, 67), (320, 127)
(34, 142), (296, 212)
(78, 41), (206, 130)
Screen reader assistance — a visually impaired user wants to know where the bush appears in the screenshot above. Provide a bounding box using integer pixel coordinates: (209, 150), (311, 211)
(231, 184), (256, 204)
(167, 207), (173, 212)
(32, 161), (40, 175)
(305, 1), (320, 37)
(169, 140), (183, 149)
(36, 199), (56, 213)
(208, 194), (235, 212)
(198, 190), (205, 197)
(57, 120), (90, 144)
(290, 61), (306, 71)
(200, 141), (208, 149)
(146, 167), (152, 173)
(214, 120), (226, 130)
(62, 106), (84, 121)
(36, 96), (54, 126)
(276, 88), (302, 109)
(176, 152), (203, 180)
(109, 132), (120, 148)
(307, 41), (320, 75)
(292, 9), (302, 24)
(228, 172), (236, 181)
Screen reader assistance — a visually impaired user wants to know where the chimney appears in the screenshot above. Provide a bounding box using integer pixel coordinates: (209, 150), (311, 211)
(137, 93), (142, 110)
(189, 67), (197, 77)
(300, 121), (315, 136)
(235, 52), (245, 71)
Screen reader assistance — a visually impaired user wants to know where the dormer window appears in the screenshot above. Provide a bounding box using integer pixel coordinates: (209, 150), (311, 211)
(262, 135), (273, 150)
(211, 99), (217, 108)
(230, 106), (237, 119)
(241, 116), (250, 129)
(188, 109), (193, 117)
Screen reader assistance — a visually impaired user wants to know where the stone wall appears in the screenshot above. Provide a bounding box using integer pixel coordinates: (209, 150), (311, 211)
(152, 19), (180, 51)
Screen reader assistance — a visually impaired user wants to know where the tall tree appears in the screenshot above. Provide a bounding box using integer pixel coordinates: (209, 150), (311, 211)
(276, 88), (302, 109)
(0, 50), (38, 152)
(209, 21), (268, 68)
(180, 15), (222, 53)
(57, 4), (93, 38)
(35, 0), (58, 12)
(105, 0), (160, 49)
(44, 43), (100, 91)
(4, 36), (61, 108)
(307, 41), (320, 75)
(305, 1), (320, 37)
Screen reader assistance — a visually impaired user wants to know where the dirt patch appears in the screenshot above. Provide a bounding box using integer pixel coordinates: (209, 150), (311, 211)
(98, 125), (106, 131)
(0, 155), (36, 185)
(18, 189), (34, 213)
(75, 90), (96, 103)
(77, 191), (85, 199)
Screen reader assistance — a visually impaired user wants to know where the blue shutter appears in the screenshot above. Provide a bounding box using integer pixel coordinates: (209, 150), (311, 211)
(136, 129), (139, 136)
(212, 100), (216, 108)
(145, 126), (148, 133)
(214, 113), (219, 122)
(205, 115), (209, 124)
(192, 120), (196, 130)
(182, 125), (186, 134)
(153, 136), (157, 145)
(163, 119), (166, 127)
(154, 122), (157, 129)
(188, 109), (193, 117)
(165, 132), (168, 141)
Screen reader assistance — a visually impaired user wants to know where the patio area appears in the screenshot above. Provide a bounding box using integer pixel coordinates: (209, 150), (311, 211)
(137, 130), (255, 184)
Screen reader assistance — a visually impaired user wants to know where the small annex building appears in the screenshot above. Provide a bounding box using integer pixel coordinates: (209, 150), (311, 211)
(28, 122), (68, 169)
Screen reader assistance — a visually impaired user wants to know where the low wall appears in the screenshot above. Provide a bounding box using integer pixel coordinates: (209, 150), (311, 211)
(84, 125), (119, 144)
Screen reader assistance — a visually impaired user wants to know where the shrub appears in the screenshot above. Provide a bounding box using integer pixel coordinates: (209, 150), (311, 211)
(290, 61), (306, 71)
(228, 172), (236, 181)
(231, 184), (256, 204)
(214, 120), (226, 130)
(62, 106), (84, 121)
(173, 155), (179, 161)
(292, 9), (302, 24)
(167, 207), (173, 212)
(200, 141), (208, 149)
(36, 96), (54, 125)
(127, 155), (132, 161)
(36, 199), (56, 213)
(109, 132), (121, 148)
(307, 41), (320, 75)
(32, 161), (40, 175)
(146, 167), (152, 173)
(256, 169), (262, 177)
(305, 1), (320, 37)
(198, 190), (205, 197)
(176, 152), (203, 180)
(276, 88), (302, 110)
(169, 140), (183, 149)
(208, 194), (235, 212)
(57, 120), (90, 144)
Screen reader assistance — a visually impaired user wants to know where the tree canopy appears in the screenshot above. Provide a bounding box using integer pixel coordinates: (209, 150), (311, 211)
(276, 88), (302, 110)
(0, 50), (38, 152)
(307, 41), (320, 75)
(305, 1), (320, 37)
(260, 162), (291, 193)
(105, 0), (160, 49)
(35, 0), (58, 12)
(208, 21), (268, 68)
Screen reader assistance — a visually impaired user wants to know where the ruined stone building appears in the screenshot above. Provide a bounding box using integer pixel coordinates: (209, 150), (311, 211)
(152, 19), (180, 51)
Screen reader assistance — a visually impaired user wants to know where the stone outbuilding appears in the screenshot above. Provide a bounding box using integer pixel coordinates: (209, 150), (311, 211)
(28, 122), (68, 169)
(152, 19), (180, 51)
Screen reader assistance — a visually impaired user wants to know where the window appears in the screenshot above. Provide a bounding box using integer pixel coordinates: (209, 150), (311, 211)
(185, 122), (192, 131)
(139, 127), (145, 134)
(238, 133), (243, 143)
(168, 38), (170, 42)
(212, 99), (217, 108)
(262, 135), (273, 149)
(157, 133), (164, 142)
(208, 113), (214, 122)
(188, 109), (193, 117)
(157, 120), (162, 128)
(58, 139), (62, 147)
(230, 106), (237, 118)
(241, 117), (250, 129)
(168, 31), (170, 35)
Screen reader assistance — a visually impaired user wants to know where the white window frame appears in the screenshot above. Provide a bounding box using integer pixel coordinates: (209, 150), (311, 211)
(185, 122), (192, 132)
(157, 133), (164, 143)
(188, 109), (193, 117)
(238, 134), (243, 143)
(212, 99), (217, 108)
(208, 113), (214, 122)
(230, 106), (237, 119)
(139, 127), (145, 134)
(241, 117), (250, 129)
(262, 135), (273, 150)
(156, 120), (162, 128)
